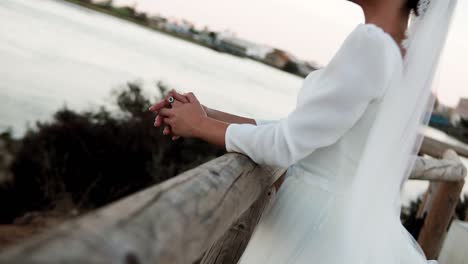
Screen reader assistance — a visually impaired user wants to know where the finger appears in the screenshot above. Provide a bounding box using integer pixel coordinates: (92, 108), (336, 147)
(155, 115), (163, 127)
(172, 136), (180, 141)
(163, 126), (171, 135)
(172, 100), (183, 107)
(185, 92), (199, 103)
(149, 91), (188, 112)
(149, 93), (179, 112)
(149, 100), (168, 112)
(159, 108), (174, 117)
(154, 116), (164, 127)
(169, 90), (189, 103)
(163, 118), (173, 126)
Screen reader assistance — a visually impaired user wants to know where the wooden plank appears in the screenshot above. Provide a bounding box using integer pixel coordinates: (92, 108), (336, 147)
(1, 144), (465, 263)
(410, 156), (466, 182)
(417, 150), (466, 260)
(421, 136), (468, 158)
(0, 154), (285, 264)
(200, 174), (285, 264)
(200, 186), (278, 264)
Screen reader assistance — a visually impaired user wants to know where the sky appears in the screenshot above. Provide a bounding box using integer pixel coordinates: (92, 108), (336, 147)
(114, 0), (467, 106)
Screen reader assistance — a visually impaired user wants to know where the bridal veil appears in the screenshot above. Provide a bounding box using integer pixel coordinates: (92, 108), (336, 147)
(340, 0), (458, 263)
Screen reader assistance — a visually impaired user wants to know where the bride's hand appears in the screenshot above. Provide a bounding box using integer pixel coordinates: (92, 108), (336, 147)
(158, 93), (207, 138)
(149, 90), (188, 140)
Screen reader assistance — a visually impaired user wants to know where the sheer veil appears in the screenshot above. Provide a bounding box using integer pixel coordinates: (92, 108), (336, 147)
(340, 0), (458, 262)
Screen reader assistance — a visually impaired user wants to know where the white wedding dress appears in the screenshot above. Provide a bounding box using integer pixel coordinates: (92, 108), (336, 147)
(225, 24), (428, 263)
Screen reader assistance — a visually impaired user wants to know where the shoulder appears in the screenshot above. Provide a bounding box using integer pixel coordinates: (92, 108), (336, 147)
(322, 24), (402, 98)
(346, 24), (402, 68)
(340, 24), (401, 63)
(352, 24), (392, 41)
(327, 24), (402, 69)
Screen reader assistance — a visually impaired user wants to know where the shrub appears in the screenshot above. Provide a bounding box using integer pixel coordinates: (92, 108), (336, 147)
(1, 82), (224, 223)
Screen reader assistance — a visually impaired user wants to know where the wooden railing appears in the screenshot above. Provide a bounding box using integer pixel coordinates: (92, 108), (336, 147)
(0, 137), (466, 264)
(416, 149), (466, 259)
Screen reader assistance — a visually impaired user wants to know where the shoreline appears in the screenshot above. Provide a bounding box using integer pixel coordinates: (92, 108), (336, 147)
(60, 0), (214, 49)
(59, 0), (316, 78)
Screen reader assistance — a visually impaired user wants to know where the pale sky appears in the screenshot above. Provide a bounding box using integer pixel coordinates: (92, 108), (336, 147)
(114, 0), (467, 106)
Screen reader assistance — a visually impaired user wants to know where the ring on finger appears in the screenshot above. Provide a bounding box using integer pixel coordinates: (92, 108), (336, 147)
(167, 96), (175, 104)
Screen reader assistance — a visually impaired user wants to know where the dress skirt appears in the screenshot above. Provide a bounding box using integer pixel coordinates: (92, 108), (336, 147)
(237, 173), (343, 264)
(237, 173), (434, 264)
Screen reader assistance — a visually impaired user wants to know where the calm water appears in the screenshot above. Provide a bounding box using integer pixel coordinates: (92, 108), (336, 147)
(0, 0), (301, 135)
(0, 0), (466, 202)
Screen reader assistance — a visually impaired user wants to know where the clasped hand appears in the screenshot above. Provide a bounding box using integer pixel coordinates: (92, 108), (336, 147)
(148, 90), (207, 140)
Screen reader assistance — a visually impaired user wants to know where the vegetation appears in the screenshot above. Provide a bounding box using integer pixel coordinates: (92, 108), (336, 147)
(0, 82), (224, 224)
(0, 82), (466, 245)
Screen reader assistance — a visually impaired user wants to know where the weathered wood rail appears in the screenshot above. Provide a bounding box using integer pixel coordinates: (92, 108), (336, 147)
(0, 137), (466, 264)
(416, 149), (466, 259)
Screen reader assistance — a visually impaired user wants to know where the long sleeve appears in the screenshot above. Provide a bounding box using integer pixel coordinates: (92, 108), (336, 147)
(255, 119), (278, 126)
(225, 25), (401, 168)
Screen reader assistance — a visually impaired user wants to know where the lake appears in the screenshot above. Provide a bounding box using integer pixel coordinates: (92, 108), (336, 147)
(0, 0), (302, 135)
(0, 0), (466, 203)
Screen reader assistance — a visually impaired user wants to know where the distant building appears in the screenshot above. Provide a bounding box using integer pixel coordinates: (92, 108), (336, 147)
(213, 34), (270, 58)
(193, 30), (217, 47)
(456, 98), (468, 121)
(432, 98), (460, 125)
(163, 20), (193, 37)
(94, 0), (112, 8)
(294, 61), (317, 77)
(216, 38), (248, 57)
(246, 45), (272, 60)
(148, 16), (167, 29)
(264, 49), (290, 69)
(430, 113), (452, 128)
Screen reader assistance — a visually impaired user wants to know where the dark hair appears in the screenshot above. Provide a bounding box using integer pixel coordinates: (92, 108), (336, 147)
(406, 0), (420, 16)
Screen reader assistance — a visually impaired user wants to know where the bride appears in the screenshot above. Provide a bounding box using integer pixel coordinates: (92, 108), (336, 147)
(149, 0), (456, 263)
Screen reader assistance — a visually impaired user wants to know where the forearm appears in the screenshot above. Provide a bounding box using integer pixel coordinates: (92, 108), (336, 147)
(204, 106), (256, 125)
(194, 117), (229, 149)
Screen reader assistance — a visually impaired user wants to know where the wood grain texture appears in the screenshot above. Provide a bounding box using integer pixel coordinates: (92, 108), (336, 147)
(410, 156), (467, 182)
(200, 186), (278, 264)
(0, 144), (465, 264)
(417, 150), (466, 260)
(421, 136), (468, 158)
(200, 173), (285, 264)
(0, 154), (285, 264)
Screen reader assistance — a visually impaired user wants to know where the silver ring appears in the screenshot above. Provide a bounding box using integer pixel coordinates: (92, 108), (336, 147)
(167, 96), (175, 104)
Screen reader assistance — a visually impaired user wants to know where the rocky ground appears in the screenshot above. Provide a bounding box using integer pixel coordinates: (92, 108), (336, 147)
(0, 211), (69, 249)
(0, 137), (65, 249)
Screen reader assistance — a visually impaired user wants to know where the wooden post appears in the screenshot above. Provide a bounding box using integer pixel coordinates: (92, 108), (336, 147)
(417, 150), (466, 260)
(200, 187), (277, 264)
(200, 175), (285, 264)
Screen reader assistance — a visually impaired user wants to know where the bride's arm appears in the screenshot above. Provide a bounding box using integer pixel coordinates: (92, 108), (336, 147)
(149, 90), (276, 126)
(158, 26), (400, 167)
(203, 107), (255, 125)
(158, 74), (381, 167)
(159, 55), (391, 165)
(205, 107), (278, 126)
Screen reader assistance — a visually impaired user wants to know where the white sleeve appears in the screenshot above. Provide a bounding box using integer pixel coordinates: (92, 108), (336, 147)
(225, 25), (400, 167)
(255, 119), (278, 126)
